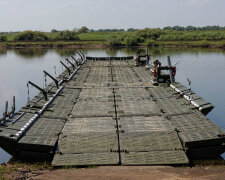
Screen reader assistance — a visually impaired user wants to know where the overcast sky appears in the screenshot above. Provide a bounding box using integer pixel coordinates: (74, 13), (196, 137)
(0, 0), (224, 32)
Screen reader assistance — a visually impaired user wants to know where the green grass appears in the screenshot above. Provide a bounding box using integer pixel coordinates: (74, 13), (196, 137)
(78, 31), (124, 40)
(3, 32), (59, 41)
(4, 33), (17, 41)
(1, 30), (225, 49)
(2, 32), (125, 41)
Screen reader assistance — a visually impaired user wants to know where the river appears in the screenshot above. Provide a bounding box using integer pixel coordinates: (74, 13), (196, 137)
(0, 47), (225, 163)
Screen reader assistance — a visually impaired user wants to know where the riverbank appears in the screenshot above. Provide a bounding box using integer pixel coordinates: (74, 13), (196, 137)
(1, 161), (225, 180)
(0, 41), (108, 49)
(0, 40), (225, 49)
(1, 29), (225, 49)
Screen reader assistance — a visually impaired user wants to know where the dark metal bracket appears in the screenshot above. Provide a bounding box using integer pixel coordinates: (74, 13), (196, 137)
(65, 58), (75, 70)
(28, 81), (48, 101)
(77, 51), (84, 61)
(60, 61), (71, 75)
(0, 96), (16, 123)
(79, 51), (85, 59)
(43, 70), (59, 89)
(71, 56), (79, 66)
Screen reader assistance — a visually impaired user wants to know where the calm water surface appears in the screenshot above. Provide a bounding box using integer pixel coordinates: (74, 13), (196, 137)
(0, 48), (225, 163)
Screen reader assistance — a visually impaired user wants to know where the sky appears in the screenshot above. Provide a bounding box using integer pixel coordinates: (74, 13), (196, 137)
(0, 0), (224, 32)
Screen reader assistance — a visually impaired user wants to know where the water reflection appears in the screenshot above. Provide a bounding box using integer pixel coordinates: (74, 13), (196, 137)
(105, 48), (118, 57)
(55, 48), (78, 57)
(119, 47), (138, 55)
(149, 47), (225, 56)
(0, 47), (225, 163)
(13, 49), (48, 59)
(0, 49), (7, 56)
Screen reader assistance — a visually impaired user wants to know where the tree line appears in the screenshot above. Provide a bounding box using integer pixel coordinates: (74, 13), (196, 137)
(107, 28), (225, 46)
(0, 26), (225, 42)
(163, 25), (225, 31)
(50, 26), (225, 33)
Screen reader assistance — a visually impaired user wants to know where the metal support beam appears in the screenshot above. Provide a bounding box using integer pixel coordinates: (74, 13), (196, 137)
(79, 51), (85, 60)
(28, 81), (48, 101)
(60, 61), (71, 75)
(3, 101), (8, 118)
(77, 51), (84, 61)
(71, 56), (79, 66)
(65, 58), (75, 70)
(43, 70), (59, 89)
(0, 101), (9, 123)
(146, 48), (149, 65)
(8, 96), (15, 117)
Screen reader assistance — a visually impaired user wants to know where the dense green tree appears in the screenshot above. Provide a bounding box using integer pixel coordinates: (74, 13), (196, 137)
(163, 26), (172, 30)
(162, 25), (225, 31)
(127, 28), (139, 32)
(95, 29), (125, 32)
(0, 35), (7, 41)
(51, 29), (58, 33)
(78, 26), (89, 33)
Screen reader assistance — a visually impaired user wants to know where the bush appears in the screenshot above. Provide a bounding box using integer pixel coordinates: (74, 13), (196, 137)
(107, 35), (122, 46)
(135, 28), (165, 40)
(14, 31), (48, 41)
(146, 39), (158, 47)
(199, 40), (210, 48)
(158, 30), (225, 41)
(124, 36), (139, 46)
(56, 31), (80, 40)
(220, 42), (225, 49)
(78, 26), (89, 33)
(0, 35), (7, 42)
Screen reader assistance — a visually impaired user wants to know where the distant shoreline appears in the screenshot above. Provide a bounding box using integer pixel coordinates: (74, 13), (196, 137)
(0, 40), (225, 49)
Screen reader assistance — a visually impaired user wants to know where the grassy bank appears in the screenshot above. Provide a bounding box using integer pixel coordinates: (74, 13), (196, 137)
(0, 40), (107, 49)
(0, 30), (225, 49)
(0, 40), (224, 49)
(142, 40), (225, 49)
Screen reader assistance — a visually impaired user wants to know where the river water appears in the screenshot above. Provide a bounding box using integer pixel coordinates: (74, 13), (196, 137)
(0, 47), (225, 163)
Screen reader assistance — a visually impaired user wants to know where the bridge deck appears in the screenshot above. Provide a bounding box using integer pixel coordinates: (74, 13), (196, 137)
(1, 58), (224, 166)
(53, 60), (190, 166)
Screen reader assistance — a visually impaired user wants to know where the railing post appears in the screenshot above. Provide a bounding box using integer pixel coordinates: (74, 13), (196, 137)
(167, 56), (175, 83)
